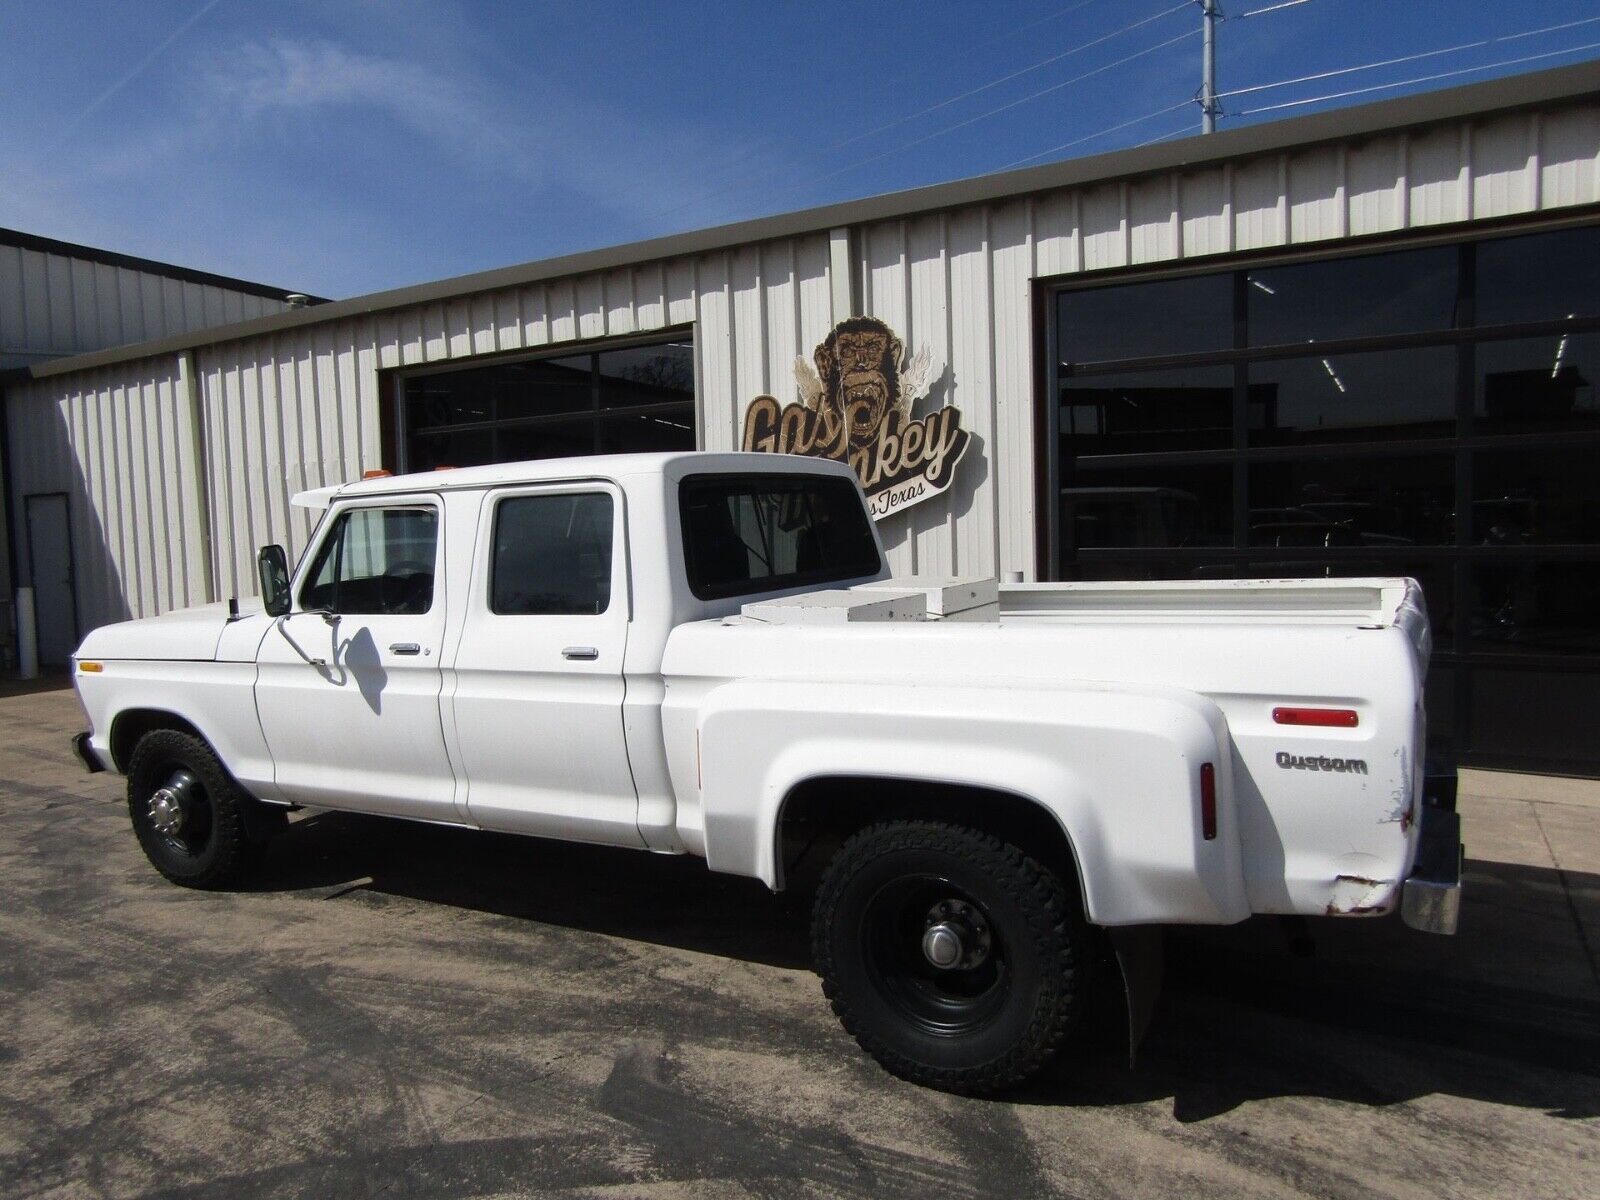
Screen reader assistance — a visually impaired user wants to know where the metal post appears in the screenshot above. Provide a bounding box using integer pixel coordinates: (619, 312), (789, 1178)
(1201, 0), (1221, 133)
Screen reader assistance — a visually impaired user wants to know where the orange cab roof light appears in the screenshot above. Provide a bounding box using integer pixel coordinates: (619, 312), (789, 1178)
(361, 469), (393, 479)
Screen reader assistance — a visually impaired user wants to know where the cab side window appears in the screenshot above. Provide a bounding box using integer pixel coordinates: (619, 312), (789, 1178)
(301, 506), (438, 615)
(491, 493), (614, 615)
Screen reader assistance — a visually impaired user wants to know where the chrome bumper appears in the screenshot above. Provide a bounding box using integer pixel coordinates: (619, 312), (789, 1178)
(1401, 798), (1462, 935)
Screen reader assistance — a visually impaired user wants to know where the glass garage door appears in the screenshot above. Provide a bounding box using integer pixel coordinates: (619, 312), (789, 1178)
(399, 338), (695, 470)
(1046, 223), (1600, 775)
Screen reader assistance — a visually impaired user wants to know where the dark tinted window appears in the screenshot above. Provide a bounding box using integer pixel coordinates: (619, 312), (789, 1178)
(1476, 226), (1600, 326)
(491, 493), (614, 615)
(680, 474), (881, 600)
(598, 342), (694, 409)
(1060, 366), (1232, 455)
(400, 339), (696, 469)
(1475, 333), (1600, 435)
(1249, 455), (1455, 546)
(1246, 246), (1457, 344)
(1058, 273), (1233, 363)
(1248, 347), (1456, 445)
(302, 507), (438, 615)
(1063, 464), (1232, 549)
(1473, 450), (1600, 546)
(1471, 563), (1600, 655)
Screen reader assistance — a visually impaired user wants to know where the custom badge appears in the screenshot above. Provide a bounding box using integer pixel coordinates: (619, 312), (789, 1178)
(742, 317), (971, 520)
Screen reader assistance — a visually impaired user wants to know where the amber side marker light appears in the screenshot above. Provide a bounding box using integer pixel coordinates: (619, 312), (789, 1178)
(1200, 763), (1217, 841)
(1272, 706), (1359, 728)
(77, 661), (103, 673)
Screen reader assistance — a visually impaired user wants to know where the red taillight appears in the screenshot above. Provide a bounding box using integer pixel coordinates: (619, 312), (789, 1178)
(1200, 762), (1217, 841)
(1272, 706), (1359, 728)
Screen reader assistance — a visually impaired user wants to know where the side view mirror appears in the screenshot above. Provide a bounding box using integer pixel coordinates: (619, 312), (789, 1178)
(257, 544), (291, 617)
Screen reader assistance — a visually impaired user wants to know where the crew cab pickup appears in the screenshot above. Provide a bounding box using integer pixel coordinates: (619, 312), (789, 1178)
(72, 451), (1461, 1093)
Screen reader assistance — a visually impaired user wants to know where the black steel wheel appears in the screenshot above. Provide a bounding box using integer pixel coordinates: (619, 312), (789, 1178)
(812, 821), (1083, 1094)
(127, 729), (260, 890)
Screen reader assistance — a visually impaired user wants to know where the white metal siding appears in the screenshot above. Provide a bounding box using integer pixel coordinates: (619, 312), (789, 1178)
(0, 243), (292, 364)
(13, 99), (1600, 629)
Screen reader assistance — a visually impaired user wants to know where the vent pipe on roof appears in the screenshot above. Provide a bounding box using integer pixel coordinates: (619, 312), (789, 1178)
(284, 293), (310, 308)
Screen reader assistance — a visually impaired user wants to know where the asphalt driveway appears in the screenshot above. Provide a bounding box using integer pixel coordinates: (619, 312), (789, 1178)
(1, 682), (1597, 1199)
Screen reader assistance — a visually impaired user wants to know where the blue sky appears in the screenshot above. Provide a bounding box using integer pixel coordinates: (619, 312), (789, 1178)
(4, 0), (1598, 298)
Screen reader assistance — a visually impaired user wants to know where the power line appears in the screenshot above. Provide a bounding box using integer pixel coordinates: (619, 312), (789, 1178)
(825, 0), (1192, 155)
(1236, 0), (1317, 17)
(1221, 14), (1600, 100)
(1236, 39), (1600, 116)
(1000, 99), (1194, 169)
(804, 26), (1202, 188)
(654, 2), (1194, 220)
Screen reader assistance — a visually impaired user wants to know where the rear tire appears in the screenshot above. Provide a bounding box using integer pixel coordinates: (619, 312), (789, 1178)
(127, 730), (261, 890)
(812, 820), (1084, 1094)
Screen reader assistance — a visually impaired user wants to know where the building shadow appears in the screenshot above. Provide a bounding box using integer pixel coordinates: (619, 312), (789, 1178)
(247, 811), (1600, 1120)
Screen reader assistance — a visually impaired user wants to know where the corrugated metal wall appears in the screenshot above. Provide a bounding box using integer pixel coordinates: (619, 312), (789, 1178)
(0, 241), (293, 368)
(11, 100), (1600, 631)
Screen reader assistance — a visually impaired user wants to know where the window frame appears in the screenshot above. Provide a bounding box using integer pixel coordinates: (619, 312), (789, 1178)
(677, 472), (885, 603)
(384, 329), (699, 473)
(486, 486), (620, 618)
(295, 494), (444, 617)
(472, 480), (631, 622)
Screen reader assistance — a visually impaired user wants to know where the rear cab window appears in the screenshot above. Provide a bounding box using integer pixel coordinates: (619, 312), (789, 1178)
(679, 473), (882, 601)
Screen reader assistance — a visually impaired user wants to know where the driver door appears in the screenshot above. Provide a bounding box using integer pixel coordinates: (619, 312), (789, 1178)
(254, 495), (456, 819)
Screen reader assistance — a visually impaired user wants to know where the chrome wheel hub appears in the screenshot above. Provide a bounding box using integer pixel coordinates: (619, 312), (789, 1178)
(921, 899), (991, 971)
(148, 769), (198, 838)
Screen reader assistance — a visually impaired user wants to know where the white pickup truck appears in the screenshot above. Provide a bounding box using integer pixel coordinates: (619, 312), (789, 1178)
(71, 451), (1461, 1093)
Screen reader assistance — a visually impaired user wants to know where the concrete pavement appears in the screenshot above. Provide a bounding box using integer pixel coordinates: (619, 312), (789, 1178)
(1, 683), (1597, 1199)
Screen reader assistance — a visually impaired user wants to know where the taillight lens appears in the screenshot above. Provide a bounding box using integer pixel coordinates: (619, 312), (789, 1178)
(1200, 763), (1217, 841)
(1272, 706), (1359, 728)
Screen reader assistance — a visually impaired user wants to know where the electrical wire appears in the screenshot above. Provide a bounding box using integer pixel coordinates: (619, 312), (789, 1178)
(1236, 0), (1317, 17)
(1221, 14), (1600, 100)
(1000, 99), (1194, 170)
(1236, 39), (1600, 116)
(805, 26), (1202, 188)
(653, 1), (1192, 219)
(827, 0), (1192, 154)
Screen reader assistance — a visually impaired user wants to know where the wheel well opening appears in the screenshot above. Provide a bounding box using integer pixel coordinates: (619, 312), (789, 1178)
(109, 710), (204, 773)
(777, 776), (1084, 906)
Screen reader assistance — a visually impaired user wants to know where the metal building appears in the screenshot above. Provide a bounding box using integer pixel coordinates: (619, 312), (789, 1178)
(5, 62), (1600, 774)
(0, 228), (316, 664)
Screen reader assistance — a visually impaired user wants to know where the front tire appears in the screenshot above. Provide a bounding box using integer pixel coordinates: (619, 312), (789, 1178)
(127, 730), (261, 890)
(812, 821), (1084, 1094)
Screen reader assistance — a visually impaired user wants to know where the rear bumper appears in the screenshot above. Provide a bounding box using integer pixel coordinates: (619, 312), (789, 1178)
(1401, 799), (1462, 934)
(71, 731), (105, 774)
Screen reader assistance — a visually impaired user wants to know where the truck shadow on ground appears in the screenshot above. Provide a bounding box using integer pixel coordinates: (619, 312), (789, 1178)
(250, 811), (1600, 1122)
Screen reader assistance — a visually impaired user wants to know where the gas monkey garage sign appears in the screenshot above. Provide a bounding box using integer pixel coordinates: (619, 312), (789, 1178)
(742, 317), (972, 520)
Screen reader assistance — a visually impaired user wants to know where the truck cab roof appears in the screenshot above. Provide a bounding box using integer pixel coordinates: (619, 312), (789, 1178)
(292, 451), (858, 509)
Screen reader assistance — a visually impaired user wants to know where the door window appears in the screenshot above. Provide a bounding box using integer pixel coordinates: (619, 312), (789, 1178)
(301, 506), (439, 615)
(490, 493), (615, 615)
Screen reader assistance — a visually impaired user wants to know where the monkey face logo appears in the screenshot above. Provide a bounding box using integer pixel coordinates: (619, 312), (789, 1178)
(743, 315), (970, 521)
(803, 317), (934, 453)
(817, 321), (902, 451)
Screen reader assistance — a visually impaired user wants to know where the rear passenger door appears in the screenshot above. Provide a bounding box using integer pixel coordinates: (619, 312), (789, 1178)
(448, 483), (642, 847)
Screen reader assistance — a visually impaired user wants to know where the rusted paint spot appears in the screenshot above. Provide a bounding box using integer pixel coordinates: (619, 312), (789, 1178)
(1334, 874), (1383, 887)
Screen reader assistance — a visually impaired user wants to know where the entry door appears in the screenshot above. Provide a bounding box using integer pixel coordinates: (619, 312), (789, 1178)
(25, 493), (78, 666)
(254, 498), (455, 820)
(450, 485), (640, 846)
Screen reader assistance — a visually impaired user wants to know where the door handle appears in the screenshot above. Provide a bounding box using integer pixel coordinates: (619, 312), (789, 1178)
(562, 645), (600, 661)
(388, 642), (423, 656)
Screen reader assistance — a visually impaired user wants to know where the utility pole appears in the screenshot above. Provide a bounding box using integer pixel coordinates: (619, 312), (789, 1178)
(1200, 0), (1222, 133)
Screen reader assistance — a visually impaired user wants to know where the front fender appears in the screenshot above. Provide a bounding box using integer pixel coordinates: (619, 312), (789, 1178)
(74, 660), (280, 802)
(695, 678), (1249, 926)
